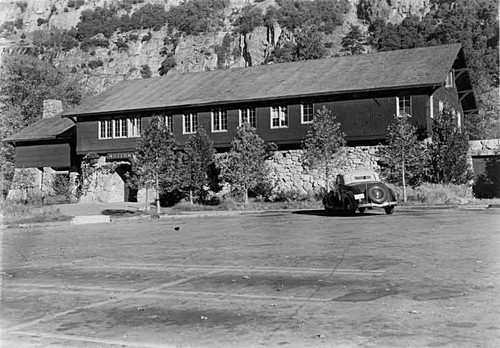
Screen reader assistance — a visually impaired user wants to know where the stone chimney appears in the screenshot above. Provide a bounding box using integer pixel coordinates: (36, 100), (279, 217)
(42, 99), (63, 119)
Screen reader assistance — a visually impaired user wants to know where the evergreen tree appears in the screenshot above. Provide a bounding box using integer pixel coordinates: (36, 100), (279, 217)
(184, 126), (216, 204)
(219, 124), (268, 203)
(341, 25), (366, 55)
(379, 113), (428, 202)
(427, 104), (473, 184)
(134, 117), (180, 214)
(302, 106), (346, 191)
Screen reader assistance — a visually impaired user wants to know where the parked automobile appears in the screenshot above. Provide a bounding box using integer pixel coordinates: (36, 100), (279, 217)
(322, 171), (397, 215)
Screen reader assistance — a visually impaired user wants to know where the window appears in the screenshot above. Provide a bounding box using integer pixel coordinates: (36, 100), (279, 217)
(457, 111), (462, 128)
(212, 109), (227, 132)
(429, 95), (434, 119)
(113, 118), (128, 138)
(99, 117), (140, 139)
(128, 117), (141, 137)
(165, 115), (173, 132)
(397, 96), (411, 117)
(438, 100), (444, 114)
(301, 103), (314, 123)
(271, 106), (288, 128)
(99, 119), (113, 139)
(445, 70), (454, 88)
(240, 108), (256, 127)
(183, 112), (198, 134)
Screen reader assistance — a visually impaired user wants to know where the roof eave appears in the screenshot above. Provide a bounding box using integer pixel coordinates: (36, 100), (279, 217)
(64, 82), (442, 118)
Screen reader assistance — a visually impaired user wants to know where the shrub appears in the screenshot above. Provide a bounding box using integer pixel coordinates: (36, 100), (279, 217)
(80, 37), (109, 50)
(87, 59), (103, 69)
(14, 18), (23, 29)
(275, 0), (349, 34)
(77, 6), (119, 40)
(234, 5), (264, 34)
(166, 0), (229, 35)
(52, 173), (71, 197)
(114, 38), (129, 51)
(140, 64), (152, 78)
(37, 18), (49, 26)
(141, 32), (152, 42)
(16, 1), (28, 12)
(158, 54), (176, 76)
(129, 33), (139, 41)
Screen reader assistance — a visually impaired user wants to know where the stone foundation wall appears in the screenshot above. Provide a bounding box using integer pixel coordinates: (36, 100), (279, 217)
(469, 139), (500, 156)
(267, 145), (382, 194)
(79, 171), (125, 203)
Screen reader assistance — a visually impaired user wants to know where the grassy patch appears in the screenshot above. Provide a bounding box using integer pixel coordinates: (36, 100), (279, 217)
(388, 183), (475, 205)
(1, 200), (72, 224)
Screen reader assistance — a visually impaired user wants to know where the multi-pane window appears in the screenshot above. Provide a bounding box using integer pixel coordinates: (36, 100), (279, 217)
(397, 96), (411, 117)
(212, 109), (228, 132)
(165, 115), (173, 132)
(99, 118), (140, 139)
(271, 106), (288, 128)
(301, 103), (314, 123)
(114, 118), (128, 138)
(240, 108), (256, 128)
(128, 117), (140, 137)
(438, 100), (444, 114)
(99, 119), (113, 139)
(183, 112), (198, 134)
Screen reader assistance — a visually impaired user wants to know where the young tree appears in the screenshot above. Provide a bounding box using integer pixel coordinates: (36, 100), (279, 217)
(183, 126), (216, 204)
(379, 113), (428, 203)
(134, 117), (179, 214)
(302, 106), (346, 191)
(219, 124), (268, 203)
(427, 104), (473, 185)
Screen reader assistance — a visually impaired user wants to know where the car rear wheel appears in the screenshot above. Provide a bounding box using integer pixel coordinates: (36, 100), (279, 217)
(368, 184), (390, 204)
(384, 206), (394, 215)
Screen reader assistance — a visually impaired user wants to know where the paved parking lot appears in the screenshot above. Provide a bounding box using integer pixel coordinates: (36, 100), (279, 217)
(1, 208), (499, 347)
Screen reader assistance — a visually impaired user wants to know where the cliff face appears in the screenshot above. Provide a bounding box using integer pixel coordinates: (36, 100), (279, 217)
(0, 0), (432, 95)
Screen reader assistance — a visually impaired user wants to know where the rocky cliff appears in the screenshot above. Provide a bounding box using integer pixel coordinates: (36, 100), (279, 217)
(0, 0), (432, 95)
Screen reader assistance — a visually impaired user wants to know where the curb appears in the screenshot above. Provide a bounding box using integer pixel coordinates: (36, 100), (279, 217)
(5, 204), (497, 228)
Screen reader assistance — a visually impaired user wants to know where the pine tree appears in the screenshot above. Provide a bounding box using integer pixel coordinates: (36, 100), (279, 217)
(134, 117), (179, 215)
(379, 113), (428, 203)
(219, 124), (267, 203)
(341, 25), (366, 55)
(302, 106), (345, 191)
(184, 126), (216, 204)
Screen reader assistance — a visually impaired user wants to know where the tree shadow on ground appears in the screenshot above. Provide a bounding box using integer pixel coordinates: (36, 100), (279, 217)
(101, 209), (141, 216)
(292, 209), (381, 217)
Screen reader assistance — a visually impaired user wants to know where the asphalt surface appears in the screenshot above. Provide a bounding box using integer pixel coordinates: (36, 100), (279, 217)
(1, 208), (499, 347)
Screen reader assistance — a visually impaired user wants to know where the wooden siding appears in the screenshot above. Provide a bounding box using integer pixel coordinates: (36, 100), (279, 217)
(15, 143), (71, 168)
(75, 92), (439, 154)
(76, 119), (142, 154)
(432, 85), (464, 126)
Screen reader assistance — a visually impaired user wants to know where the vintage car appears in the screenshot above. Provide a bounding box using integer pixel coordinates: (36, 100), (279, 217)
(322, 171), (397, 215)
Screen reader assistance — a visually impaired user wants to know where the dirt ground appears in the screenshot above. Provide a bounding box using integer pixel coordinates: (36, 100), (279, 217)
(1, 208), (499, 347)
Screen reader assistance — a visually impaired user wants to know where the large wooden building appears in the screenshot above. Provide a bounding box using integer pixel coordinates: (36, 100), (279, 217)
(5, 44), (479, 200)
(60, 43), (475, 159)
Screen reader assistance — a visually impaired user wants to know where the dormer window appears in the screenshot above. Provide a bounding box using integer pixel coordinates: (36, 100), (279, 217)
(445, 70), (454, 88)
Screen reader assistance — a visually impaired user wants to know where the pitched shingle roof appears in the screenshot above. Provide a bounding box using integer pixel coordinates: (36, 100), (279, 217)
(63, 44), (463, 117)
(4, 115), (74, 143)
